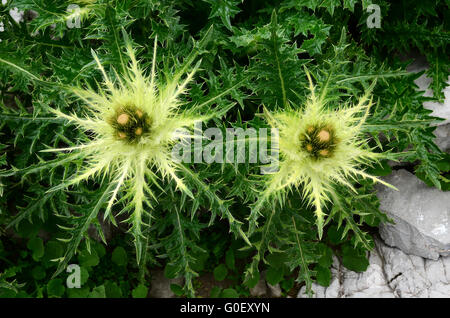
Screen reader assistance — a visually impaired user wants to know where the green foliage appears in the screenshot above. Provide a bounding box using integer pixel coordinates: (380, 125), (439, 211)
(341, 243), (370, 273)
(213, 264), (228, 281)
(220, 288), (239, 298)
(359, 0), (449, 101)
(131, 284), (148, 298)
(111, 247), (128, 267)
(0, 0), (447, 298)
(27, 237), (44, 261)
(0, 231), (148, 298)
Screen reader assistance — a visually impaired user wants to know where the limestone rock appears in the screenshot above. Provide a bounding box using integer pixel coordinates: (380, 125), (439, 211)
(377, 241), (450, 297)
(9, 7), (24, 24)
(407, 57), (450, 126)
(434, 124), (450, 153)
(376, 169), (450, 260)
(297, 238), (450, 298)
(298, 252), (395, 298)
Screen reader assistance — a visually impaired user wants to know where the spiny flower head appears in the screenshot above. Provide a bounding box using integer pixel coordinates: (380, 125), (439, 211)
(46, 33), (217, 262)
(255, 70), (395, 238)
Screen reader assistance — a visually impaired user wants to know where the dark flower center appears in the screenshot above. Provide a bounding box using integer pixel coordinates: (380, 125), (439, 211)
(300, 124), (337, 159)
(109, 106), (151, 143)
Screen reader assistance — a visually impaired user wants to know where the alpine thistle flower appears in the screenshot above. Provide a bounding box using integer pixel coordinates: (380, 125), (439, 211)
(43, 31), (228, 263)
(252, 70), (395, 238)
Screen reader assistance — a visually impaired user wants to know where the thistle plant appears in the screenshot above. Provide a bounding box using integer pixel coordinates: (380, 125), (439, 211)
(1, 28), (245, 278)
(1, 0), (446, 298)
(47, 36), (202, 264)
(249, 70), (396, 238)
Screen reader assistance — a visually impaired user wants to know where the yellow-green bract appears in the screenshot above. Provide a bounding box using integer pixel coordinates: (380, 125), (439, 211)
(253, 70), (396, 238)
(43, 33), (224, 263)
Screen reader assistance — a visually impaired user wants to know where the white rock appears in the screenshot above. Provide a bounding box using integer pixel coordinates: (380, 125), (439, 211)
(376, 169), (450, 260)
(9, 7), (24, 24)
(407, 57), (450, 125)
(377, 240), (450, 298)
(434, 124), (450, 153)
(297, 238), (450, 298)
(341, 251), (395, 298)
(377, 242), (428, 297)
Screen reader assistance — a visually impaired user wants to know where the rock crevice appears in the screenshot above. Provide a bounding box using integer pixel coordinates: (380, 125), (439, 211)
(298, 237), (450, 298)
